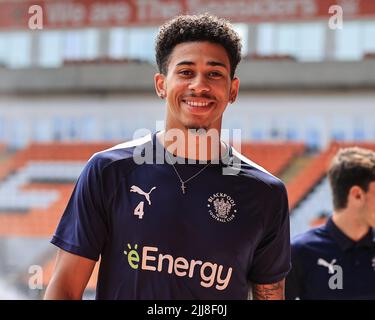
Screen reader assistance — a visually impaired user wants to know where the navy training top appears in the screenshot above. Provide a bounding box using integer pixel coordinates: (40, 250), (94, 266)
(286, 217), (375, 299)
(51, 132), (291, 299)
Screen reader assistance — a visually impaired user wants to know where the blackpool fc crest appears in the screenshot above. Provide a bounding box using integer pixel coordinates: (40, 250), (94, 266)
(207, 193), (237, 223)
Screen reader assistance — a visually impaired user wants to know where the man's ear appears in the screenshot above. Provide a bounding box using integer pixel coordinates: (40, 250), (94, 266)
(229, 77), (240, 103)
(154, 73), (166, 99)
(348, 185), (365, 208)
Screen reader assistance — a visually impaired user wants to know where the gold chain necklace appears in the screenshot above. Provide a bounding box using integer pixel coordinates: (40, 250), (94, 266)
(165, 151), (211, 194)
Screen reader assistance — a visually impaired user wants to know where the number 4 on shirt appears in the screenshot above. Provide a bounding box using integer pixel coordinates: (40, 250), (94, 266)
(134, 201), (144, 219)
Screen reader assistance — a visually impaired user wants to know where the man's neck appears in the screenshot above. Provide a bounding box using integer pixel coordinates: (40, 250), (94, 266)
(157, 128), (227, 161)
(332, 210), (370, 242)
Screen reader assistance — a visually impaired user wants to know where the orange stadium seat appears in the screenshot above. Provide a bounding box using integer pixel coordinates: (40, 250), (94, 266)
(0, 142), (113, 180)
(241, 142), (305, 176)
(0, 142), (114, 237)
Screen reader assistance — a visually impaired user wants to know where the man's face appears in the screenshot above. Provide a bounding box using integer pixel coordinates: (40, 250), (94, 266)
(155, 41), (239, 132)
(362, 181), (375, 227)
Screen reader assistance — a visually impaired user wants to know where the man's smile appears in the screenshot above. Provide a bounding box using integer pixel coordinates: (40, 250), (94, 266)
(181, 99), (214, 114)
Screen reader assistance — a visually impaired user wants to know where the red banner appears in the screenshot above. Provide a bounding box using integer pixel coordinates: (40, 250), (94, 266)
(0, 0), (374, 30)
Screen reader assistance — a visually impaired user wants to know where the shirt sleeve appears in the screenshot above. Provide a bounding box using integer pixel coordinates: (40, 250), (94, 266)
(248, 180), (292, 284)
(51, 154), (110, 261)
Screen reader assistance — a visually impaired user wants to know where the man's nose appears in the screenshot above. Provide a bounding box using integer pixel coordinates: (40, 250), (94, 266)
(188, 74), (210, 93)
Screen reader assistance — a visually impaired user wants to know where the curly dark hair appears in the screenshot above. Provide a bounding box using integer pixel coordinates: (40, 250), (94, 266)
(328, 147), (375, 210)
(155, 14), (242, 79)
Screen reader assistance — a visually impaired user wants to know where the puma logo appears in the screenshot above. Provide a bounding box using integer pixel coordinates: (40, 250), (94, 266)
(130, 185), (157, 205)
(317, 258), (337, 274)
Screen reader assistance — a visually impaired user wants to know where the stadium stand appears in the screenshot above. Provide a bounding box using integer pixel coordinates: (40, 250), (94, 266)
(0, 142), (113, 236)
(0, 141), (303, 232)
(0, 162), (86, 212)
(288, 142), (375, 236)
(240, 142), (305, 176)
(290, 178), (332, 237)
(0, 184), (74, 236)
(0, 142), (112, 180)
(287, 143), (342, 211)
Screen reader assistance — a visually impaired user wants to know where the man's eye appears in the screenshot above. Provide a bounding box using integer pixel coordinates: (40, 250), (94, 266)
(209, 71), (222, 78)
(179, 70), (192, 76)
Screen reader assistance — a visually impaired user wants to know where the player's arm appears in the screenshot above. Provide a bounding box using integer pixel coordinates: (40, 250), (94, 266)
(252, 279), (285, 300)
(44, 249), (96, 300)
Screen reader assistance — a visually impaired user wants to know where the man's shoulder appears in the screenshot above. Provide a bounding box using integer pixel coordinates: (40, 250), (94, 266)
(231, 146), (287, 193)
(86, 134), (152, 171)
(291, 224), (331, 251)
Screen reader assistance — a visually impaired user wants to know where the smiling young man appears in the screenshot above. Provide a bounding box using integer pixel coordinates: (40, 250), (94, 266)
(45, 14), (291, 300)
